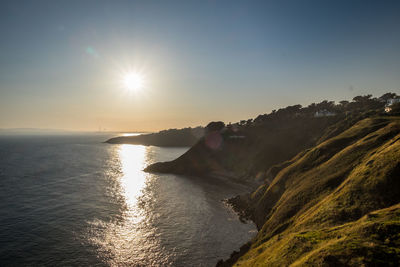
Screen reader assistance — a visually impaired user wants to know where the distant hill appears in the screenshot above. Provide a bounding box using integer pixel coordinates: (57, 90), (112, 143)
(105, 127), (204, 147)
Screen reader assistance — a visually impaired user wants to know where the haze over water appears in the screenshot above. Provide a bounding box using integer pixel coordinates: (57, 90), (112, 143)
(0, 134), (255, 266)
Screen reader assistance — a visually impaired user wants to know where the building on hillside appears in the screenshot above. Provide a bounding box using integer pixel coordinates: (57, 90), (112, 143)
(314, 109), (336, 117)
(384, 98), (400, 113)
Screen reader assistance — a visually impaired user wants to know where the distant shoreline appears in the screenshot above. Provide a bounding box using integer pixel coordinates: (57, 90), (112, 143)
(105, 127), (204, 147)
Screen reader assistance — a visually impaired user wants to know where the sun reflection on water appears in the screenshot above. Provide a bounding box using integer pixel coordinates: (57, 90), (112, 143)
(119, 144), (146, 209)
(121, 133), (142, 137)
(84, 144), (255, 266)
(87, 144), (161, 265)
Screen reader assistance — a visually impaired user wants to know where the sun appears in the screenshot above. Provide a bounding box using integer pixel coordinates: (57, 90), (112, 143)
(122, 72), (145, 92)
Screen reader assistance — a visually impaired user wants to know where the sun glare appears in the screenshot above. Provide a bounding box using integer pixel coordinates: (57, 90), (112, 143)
(122, 72), (145, 92)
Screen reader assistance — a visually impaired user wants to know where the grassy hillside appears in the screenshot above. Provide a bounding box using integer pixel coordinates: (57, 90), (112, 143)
(232, 204), (400, 266)
(222, 116), (400, 266)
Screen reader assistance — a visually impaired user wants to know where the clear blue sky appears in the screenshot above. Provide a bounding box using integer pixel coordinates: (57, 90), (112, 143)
(1, 0), (399, 131)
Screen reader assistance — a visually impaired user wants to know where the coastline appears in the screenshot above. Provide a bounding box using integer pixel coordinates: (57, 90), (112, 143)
(217, 195), (256, 267)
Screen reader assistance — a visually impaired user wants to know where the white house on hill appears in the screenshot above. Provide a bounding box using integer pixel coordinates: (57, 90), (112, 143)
(314, 109), (336, 117)
(385, 98), (400, 113)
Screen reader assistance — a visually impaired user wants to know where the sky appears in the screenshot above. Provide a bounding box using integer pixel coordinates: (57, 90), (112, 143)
(1, 0), (400, 132)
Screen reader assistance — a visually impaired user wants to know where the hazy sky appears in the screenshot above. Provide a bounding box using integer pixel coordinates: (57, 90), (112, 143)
(1, 0), (400, 131)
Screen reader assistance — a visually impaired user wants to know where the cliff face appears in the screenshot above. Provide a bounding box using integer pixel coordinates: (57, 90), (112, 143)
(224, 117), (400, 266)
(145, 115), (344, 181)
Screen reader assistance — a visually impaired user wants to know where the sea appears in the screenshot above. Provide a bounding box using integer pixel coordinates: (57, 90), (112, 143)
(0, 133), (255, 266)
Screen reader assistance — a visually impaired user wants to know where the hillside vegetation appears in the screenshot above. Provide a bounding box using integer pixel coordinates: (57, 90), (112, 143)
(145, 94), (397, 183)
(222, 116), (400, 266)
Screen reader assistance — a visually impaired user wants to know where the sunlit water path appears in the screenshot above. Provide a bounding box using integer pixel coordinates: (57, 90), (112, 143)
(0, 134), (255, 266)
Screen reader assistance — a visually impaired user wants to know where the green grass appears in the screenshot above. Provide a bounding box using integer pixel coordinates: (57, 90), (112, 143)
(234, 204), (400, 266)
(231, 116), (400, 266)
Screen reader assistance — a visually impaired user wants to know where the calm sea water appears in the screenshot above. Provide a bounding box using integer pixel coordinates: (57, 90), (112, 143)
(0, 134), (255, 266)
